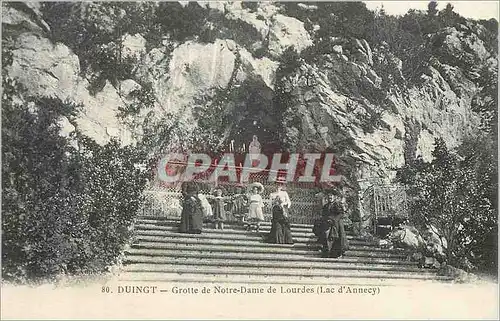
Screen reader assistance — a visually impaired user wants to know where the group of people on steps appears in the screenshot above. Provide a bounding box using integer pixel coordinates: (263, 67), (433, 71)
(179, 181), (348, 258)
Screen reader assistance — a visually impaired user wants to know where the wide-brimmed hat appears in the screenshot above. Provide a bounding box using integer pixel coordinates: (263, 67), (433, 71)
(248, 182), (264, 194)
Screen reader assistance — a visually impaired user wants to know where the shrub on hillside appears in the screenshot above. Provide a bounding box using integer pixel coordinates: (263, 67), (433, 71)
(1, 78), (150, 283)
(397, 136), (497, 272)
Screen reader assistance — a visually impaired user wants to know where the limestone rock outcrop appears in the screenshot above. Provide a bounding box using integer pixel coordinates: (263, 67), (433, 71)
(2, 1), (495, 185)
(5, 32), (135, 145)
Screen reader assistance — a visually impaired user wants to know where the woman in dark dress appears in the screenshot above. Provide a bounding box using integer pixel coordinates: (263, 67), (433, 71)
(313, 192), (349, 258)
(267, 196), (294, 244)
(179, 184), (204, 234)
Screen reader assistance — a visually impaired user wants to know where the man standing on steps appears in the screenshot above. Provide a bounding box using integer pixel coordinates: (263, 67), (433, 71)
(179, 183), (204, 234)
(313, 191), (349, 258)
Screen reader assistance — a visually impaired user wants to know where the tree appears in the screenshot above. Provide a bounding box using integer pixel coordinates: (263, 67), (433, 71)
(2, 79), (83, 281)
(2, 75), (150, 283)
(456, 134), (497, 271)
(438, 3), (464, 28)
(314, 2), (375, 41)
(397, 136), (498, 272)
(427, 1), (438, 16)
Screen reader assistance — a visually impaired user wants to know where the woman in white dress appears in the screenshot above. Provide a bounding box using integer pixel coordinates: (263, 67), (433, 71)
(270, 184), (291, 217)
(247, 184), (264, 231)
(198, 192), (213, 220)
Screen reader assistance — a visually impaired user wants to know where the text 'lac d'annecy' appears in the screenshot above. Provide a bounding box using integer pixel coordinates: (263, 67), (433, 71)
(156, 153), (343, 184)
(166, 285), (380, 295)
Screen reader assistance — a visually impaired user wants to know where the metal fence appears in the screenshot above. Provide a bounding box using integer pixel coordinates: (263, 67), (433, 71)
(138, 176), (322, 224)
(138, 167), (408, 227)
(360, 183), (408, 235)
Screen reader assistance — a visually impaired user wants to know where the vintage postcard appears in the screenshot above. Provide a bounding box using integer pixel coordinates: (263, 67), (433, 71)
(1, 0), (498, 319)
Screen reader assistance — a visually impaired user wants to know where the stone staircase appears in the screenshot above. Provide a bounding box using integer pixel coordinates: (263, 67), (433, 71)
(119, 216), (453, 285)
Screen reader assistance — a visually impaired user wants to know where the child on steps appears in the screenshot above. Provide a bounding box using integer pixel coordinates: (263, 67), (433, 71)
(230, 186), (248, 224)
(246, 183), (265, 232)
(198, 191), (213, 221)
(210, 189), (228, 230)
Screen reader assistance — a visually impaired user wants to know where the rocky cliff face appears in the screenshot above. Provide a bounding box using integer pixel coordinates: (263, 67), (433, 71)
(3, 2), (497, 189)
(3, 3), (136, 145)
(282, 35), (486, 184)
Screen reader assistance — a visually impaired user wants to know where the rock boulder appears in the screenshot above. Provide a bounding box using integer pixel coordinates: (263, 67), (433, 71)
(389, 226), (425, 251)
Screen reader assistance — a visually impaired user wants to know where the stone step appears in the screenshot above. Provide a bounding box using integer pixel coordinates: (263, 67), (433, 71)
(133, 228), (377, 247)
(134, 223), (367, 242)
(125, 248), (417, 266)
(123, 217), (451, 286)
(133, 234), (401, 254)
(118, 272), (452, 286)
(121, 264), (449, 281)
(137, 216), (314, 229)
(130, 242), (407, 259)
(136, 219), (318, 234)
(123, 255), (435, 274)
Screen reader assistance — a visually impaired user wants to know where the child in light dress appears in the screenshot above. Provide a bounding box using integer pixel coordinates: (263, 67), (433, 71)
(246, 185), (264, 232)
(198, 192), (213, 220)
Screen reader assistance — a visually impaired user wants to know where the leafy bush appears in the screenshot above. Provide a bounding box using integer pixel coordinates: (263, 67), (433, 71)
(397, 136), (497, 272)
(471, 64), (498, 134)
(76, 137), (149, 270)
(117, 82), (156, 118)
(155, 2), (209, 42)
(2, 78), (150, 283)
(477, 18), (499, 55)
